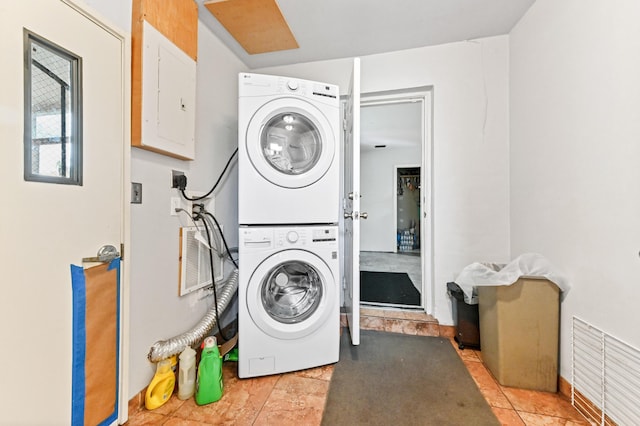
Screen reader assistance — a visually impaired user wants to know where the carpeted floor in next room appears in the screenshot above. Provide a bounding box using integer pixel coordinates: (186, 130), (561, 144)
(126, 309), (588, 426)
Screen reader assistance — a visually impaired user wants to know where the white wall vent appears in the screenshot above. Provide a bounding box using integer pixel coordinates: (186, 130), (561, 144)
(178, 226), (223, 296)
(572, 316), (640, 425)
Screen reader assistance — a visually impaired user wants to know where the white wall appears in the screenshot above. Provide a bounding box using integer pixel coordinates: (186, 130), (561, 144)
(256, 36), (511, 323)
(510, 0), (640, 380)
(360, 148), (421, 252)
(127, 21), (246, 398)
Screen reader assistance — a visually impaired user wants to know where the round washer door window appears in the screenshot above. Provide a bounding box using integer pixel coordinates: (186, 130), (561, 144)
(261, 260), (323, 324)
(247, 249), (336, 340)
(246, 98), (335, 189)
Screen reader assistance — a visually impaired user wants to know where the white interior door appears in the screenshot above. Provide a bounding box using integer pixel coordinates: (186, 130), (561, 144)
(0, 1), (128, 424)
(343, 58), (361, 345)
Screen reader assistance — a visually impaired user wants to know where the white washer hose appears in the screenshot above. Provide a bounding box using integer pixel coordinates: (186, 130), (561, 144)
(147, 269), (238, 362)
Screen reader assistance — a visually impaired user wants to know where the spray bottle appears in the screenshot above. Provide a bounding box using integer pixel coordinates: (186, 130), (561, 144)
(195, 336), (223, 405)
(145, 358), (175, 410)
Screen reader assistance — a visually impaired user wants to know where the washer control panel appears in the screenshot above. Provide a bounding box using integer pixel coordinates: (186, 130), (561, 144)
(241, 226), (337, 250)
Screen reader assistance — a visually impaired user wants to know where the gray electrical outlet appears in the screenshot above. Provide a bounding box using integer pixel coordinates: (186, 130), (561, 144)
(131, 182), (142, 204)
(172, 170), (185, 188)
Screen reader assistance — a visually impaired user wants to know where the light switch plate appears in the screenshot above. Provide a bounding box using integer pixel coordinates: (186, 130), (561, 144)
(131, 182), (142, 204)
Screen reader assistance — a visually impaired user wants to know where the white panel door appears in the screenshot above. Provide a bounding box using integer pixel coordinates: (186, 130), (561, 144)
(0, 1), (127, 424)
(343, 58), (361, 345)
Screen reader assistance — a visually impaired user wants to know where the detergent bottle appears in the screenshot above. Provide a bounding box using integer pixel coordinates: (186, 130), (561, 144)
(195, 336), (223, 405)
(178, 346), (197, 400)
(145, 358), (175, 410)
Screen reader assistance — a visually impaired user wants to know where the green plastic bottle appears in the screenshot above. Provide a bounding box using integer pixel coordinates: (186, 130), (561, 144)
(195, 336), (223, 405)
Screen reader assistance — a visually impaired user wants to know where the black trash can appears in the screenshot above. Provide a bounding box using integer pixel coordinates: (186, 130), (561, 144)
(447, 282), (480, 350)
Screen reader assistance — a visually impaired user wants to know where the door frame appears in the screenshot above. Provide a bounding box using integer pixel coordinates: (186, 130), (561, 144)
(62, 0), (132, 422)
(353, 88), (434, 314)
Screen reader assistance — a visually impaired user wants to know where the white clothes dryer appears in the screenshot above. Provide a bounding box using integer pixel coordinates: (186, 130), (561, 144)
(238, 225), (340, 378)
(238, 73), (340, 225)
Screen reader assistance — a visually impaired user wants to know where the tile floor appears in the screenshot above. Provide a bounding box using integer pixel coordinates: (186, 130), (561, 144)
(126, 309), (589, 426)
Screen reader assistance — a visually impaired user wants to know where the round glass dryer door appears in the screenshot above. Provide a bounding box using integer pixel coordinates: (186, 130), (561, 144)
(246, 98), (336, 189)
(261, 113), (321, 176)
(247, 249), (336, 340)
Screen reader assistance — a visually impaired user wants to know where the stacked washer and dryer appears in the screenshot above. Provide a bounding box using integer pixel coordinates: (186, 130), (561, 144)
(237, 73), (341, 378)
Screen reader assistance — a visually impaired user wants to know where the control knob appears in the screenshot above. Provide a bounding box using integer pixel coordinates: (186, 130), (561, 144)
(286, 231), (299, 243)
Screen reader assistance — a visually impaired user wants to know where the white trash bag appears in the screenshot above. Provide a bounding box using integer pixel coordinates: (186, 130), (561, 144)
(454, 253), (570, 304)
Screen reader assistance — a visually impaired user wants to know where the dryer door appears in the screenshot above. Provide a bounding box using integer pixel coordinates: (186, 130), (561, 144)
(246, 98), (336, 188)
(247, 249), (336, 339)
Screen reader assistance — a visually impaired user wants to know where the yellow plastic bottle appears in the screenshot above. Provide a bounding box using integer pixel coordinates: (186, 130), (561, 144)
(145, 358), (175, 410)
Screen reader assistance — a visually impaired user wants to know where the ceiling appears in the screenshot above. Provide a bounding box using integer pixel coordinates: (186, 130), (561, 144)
(361, 101), (423, 153)
(196, 0), (535, 69)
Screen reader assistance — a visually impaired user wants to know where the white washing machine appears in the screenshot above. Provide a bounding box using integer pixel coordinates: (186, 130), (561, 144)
(238, 73), (340, 225)
(238, 225), (340, 378)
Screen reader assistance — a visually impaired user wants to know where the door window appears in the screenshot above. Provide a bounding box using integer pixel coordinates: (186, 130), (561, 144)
(24, 30), (82, 185)
(261, 260), (323, 324)
(260, 112), (321, 175)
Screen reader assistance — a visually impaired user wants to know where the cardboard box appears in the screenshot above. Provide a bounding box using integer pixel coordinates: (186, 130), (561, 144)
(478, 278), (560, 392)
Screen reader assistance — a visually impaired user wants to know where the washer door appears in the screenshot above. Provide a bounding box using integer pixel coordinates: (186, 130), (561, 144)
(246, 97), (335, 189)
(247, 249), (336, 340)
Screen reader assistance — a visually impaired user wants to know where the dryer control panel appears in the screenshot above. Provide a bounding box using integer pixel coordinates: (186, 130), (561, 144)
(239, 73), (338, 106)
(240, 226), (338, 250)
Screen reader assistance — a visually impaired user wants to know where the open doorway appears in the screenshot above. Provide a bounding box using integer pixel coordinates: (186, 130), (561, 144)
(358, 95), (428, 309)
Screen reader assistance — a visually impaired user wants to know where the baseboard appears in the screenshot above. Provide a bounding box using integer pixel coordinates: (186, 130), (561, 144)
(558, 375), (571, 399)
(558, 375), (612, 424)
(128, 388), (146, 417)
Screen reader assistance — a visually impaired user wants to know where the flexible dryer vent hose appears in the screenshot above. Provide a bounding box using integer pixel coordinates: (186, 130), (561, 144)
(147, 269), (238, 362)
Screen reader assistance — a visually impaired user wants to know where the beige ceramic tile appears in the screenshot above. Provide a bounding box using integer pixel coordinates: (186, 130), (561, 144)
(518, 411), (586, 425)
(339, 313), (347, 327)
(293, 364), (335, 381)
(439, 325), (456, 338)
(415, 321), (440, 336)
(449, 338), (481, 362)
(125, 410), (169, 426)
(360, 307), (386, 317)
(360, 315), (385, 331)
(463, 361), (513, 409)
(491, 407), (526, 425)
(150, 393), (186, 416)
(170, 364), (280, 425)
(501, 387), (585, 422)
(565, 420), (592, 426)
(163, 417), (215, 426)
(383, 318), (406, 334)
(252, 374), (329, 426)
(129, 314), (596, 426)
(400, 310), (433, 321)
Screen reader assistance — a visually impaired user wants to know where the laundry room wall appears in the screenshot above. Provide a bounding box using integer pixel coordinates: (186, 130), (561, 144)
(126, 20), (246, 399)
(510, 0), (640, 381)
(360, 146), (421, 253)
(255, 35), (511, 324)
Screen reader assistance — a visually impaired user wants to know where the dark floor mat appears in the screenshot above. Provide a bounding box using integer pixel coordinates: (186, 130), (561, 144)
(360, 271), (420, 306)
(322, 330), (499, 426)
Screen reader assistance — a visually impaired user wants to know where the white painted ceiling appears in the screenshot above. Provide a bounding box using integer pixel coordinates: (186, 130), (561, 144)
(196, 0), (535, 69)
(361, 101), (423, 152)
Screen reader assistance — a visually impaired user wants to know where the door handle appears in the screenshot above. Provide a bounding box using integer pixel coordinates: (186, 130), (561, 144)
(344, 211), (368, 220)
(82, 244), (120, 263)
